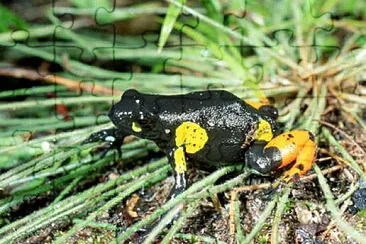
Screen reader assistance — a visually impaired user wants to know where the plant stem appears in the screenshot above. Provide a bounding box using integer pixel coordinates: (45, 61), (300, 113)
(243, 196), (278, 244)
(116, 166), (242, 242)
(322, 128), (365, 181)
(314, 164), (366, 243)
(271, 187), (291, 244)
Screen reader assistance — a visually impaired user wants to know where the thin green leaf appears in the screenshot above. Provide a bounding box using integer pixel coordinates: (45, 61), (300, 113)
(68, 0), (111, 9)
(0, 4), (27, 33)
(157, 0), (186, 53)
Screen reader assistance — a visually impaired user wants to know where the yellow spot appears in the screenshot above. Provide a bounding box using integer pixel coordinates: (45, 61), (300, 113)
(255, 119), (273, 142)
(174, 147), (187, 173)
(175, 122), (208, 153)
(132, 122), (142, 132)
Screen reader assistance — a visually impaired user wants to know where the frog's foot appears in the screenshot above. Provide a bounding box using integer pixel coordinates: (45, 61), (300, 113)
(266, 130), (317, 183)
(82, 128), (126, 158)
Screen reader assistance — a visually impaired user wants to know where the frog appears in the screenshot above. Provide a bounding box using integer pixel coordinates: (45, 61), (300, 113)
(83, 89), (317, 197)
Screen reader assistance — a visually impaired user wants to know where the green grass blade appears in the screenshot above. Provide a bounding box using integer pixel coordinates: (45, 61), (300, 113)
(157, 0), (186, 53)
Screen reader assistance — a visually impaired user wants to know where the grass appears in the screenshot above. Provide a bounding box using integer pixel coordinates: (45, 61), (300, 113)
(0, 0), (365, 243)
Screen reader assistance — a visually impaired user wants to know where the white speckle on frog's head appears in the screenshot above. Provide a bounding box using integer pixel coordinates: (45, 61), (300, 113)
(136, 99), (140, 104)
(165, 129), (170, 134)
(256, 158), (270, 169)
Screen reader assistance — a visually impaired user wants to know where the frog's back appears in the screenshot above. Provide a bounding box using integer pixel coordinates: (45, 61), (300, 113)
(156, 90), (242, 111)
(142, 90), (265, 165)
(149, 90), (260, 129)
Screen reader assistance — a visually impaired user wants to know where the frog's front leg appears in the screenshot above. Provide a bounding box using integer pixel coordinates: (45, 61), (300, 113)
(167, 146), (188, 199)
(167, 121), (209, 198)
(245, 130), (316, 183)
(136, 146), (187, 242)
(82, 127), (128, 157)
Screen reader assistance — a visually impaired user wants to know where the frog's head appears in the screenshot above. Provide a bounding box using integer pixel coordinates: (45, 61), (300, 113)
(109, 89), (161, 139)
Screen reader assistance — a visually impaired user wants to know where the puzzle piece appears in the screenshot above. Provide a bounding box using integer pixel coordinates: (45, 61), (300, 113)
(143, 11), (203, 93)
(2, 0), (365, 243)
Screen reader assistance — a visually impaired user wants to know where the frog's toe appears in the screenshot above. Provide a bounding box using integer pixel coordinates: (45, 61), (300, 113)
(82, 128), (116, 144)
(98, 140), (123, 158)
(82, 128), (125, 158)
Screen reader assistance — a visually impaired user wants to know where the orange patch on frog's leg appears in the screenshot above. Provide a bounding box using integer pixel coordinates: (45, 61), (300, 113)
(265, 130), (316, 182)
(281, 139), (316, 182)
(244, 100), (269, 109)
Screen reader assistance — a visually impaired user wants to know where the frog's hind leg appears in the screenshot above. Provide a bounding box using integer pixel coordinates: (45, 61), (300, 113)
(265, 130), (317, 182)
(245, 130), (316, 183)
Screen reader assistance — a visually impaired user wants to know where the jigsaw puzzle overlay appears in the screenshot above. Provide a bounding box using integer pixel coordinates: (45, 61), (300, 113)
(0, 0), (365, 243)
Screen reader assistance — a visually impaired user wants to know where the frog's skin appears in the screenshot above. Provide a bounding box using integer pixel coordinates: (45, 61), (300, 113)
(84, 89), (316, 196)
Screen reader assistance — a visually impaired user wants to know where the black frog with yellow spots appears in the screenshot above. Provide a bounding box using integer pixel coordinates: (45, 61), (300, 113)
(84, 89), (316, 195)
